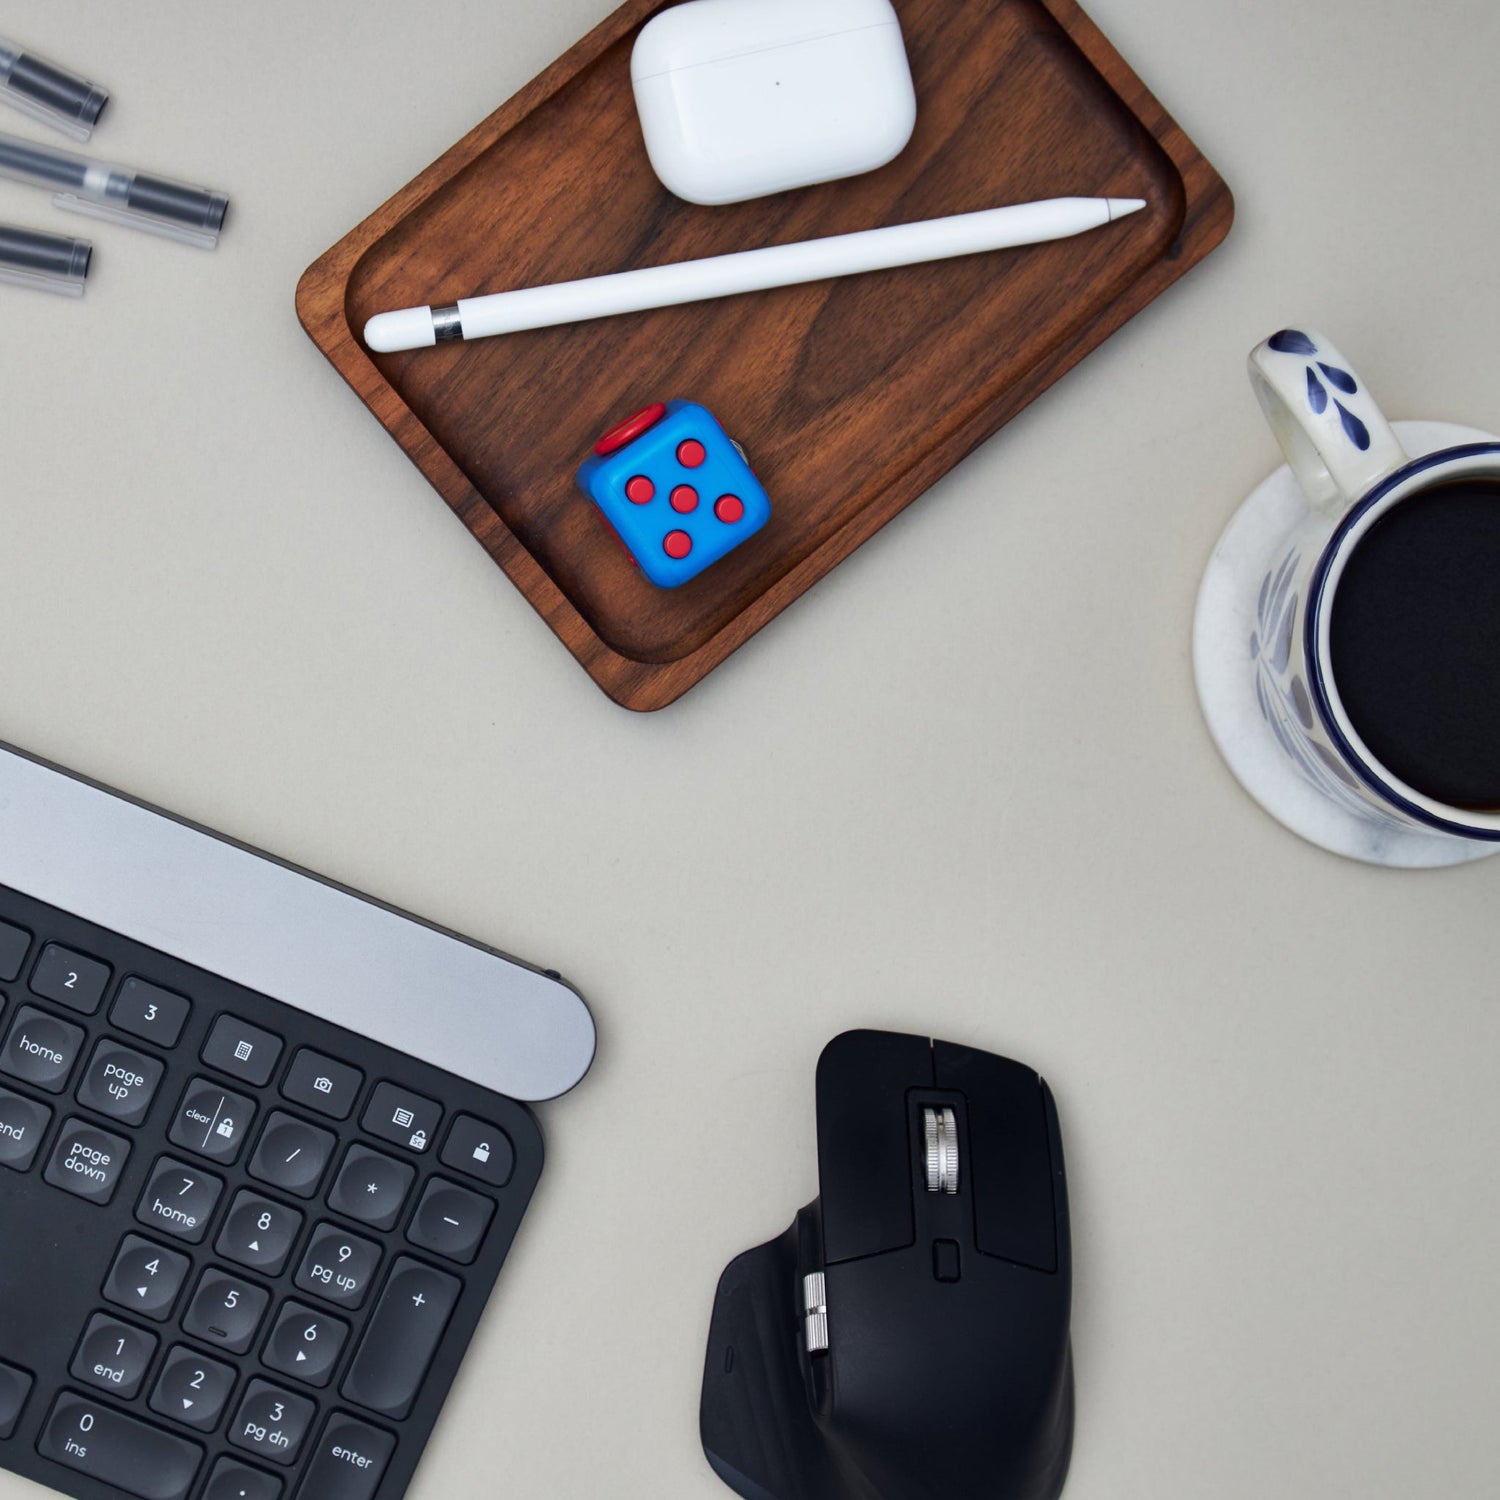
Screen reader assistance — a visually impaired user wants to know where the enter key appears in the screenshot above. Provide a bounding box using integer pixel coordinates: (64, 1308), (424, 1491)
(295, 1412), (396, 1500)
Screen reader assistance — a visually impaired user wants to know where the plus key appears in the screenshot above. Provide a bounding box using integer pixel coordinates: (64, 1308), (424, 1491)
(340, 1258), (461, 1419)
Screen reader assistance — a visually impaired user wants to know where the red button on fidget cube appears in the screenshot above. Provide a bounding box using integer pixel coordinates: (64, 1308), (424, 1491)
(594, 404), (669, 457)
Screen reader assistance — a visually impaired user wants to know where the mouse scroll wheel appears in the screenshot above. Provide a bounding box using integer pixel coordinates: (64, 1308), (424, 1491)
(802, 1272), (829, 1355)
(924, 1107), (960, 1194)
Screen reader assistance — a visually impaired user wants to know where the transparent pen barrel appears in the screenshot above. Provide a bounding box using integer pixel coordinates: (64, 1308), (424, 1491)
(0, 131), (88, 190)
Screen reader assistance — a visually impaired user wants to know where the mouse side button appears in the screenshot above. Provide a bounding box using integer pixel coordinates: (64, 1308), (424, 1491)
(815, 1031), (931, 1265)
(700, 1220), (832, 1500)
(933, 1041), (1060, 1273)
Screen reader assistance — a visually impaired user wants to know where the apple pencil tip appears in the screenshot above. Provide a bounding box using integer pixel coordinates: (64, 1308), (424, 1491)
(1106, 198), (1148, 221)
(364, 305), (439, 354)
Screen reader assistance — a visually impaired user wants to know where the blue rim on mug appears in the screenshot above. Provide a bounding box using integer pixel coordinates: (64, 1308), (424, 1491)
(1305, 440), (1500, 840)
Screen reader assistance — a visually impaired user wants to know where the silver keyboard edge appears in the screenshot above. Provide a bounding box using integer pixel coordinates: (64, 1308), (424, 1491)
(0, 741), (596, 1102)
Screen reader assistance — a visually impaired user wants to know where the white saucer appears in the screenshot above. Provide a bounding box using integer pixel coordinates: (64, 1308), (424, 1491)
(1193, 420), (1500, 868)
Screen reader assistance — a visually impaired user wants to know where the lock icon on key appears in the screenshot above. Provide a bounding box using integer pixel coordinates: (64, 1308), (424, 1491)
(473, 1142), (491, 1164)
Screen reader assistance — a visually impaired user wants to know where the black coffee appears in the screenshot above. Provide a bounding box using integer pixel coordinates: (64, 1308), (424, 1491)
(1330, 479), (1500, 809)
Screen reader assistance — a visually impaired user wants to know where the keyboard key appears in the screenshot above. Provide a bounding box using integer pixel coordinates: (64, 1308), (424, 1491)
(263, 1301), (349, 1387)
(76, 1039), (166, 1126)
(0, 1083), (51, 1171)
(217, 1191), (304, 1275)
(168, 1077), (257, 1164)
(149, 1346), (238, 1432)
(103, 1235), (192, 1321)
(202, 1015), (283, 1087)
(39, 1391), (204, 1499)
(30, 942), (111, 1014)
(294, 1412), (396, 1500)
(326, 1144), (414, 1231)
(111, 977), (191, 1047)
(136, 1156), (224, 1243)
(70, 1312), (158, 1399)
(183, 1268), (271, 1354)
(0, 1360), (33, 1439)
(341, 1257), (460, 1419)
(361, 1081), (441, 1154)
(294, 1223), (382, 1310)
(281, 1049), (362, 1120)
(408, 1177), (495, 1265)
(0, 919), (30, 982)
(228, 1379), (316, 1466)
(205, 1457), (284, 1499)
(248, 1112), (335, 1198)
(441, 1113), (515, 1187)
(44, 1118), (132, 1204)
(2, 1004), (85, 1092)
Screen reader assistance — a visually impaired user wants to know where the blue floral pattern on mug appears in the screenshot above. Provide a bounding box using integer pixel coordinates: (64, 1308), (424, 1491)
(1269, 330), (1371, 452)
(1249, 546), (1400, 821)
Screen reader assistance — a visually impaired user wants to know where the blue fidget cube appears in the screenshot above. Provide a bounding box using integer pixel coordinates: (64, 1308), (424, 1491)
(576, 400), (771, 588)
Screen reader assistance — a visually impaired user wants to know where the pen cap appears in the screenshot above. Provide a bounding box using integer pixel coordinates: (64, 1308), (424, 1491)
(0, 221), (91, 297)
(0, 37), (108, 141)
(125, 173), (229, 235)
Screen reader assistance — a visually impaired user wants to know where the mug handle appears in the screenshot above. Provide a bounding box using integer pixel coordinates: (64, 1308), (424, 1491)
(1248, 329), (1409, 513)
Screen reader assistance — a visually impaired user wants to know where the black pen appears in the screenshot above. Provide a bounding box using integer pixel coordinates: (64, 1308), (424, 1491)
(0, 35), (108, 140)
(0, 222), (92, 296)
(0, 131), (228, 248)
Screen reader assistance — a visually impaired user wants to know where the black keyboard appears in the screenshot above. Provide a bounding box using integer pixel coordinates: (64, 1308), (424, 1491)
(0, 742), (596, 1500)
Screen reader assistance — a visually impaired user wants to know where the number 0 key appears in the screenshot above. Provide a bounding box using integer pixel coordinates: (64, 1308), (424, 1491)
(38, 1391), (203, 1499)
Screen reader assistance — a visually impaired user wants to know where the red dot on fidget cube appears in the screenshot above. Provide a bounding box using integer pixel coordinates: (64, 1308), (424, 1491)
(670, 484), (699, 513)
(625, 475), (655, 504)
(714, 494), (745, 523)
(663, 530), (693, 559)
(677, 439), (707, 468)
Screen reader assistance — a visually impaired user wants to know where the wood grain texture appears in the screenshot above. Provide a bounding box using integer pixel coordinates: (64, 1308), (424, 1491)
(296, 0), (1233, 710)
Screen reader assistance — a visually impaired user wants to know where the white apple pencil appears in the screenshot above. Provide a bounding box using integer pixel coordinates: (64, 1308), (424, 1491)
(363, 196), (1147, 354)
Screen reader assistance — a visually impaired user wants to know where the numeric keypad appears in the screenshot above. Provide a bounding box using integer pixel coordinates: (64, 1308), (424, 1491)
(1, 888), (541, 1500)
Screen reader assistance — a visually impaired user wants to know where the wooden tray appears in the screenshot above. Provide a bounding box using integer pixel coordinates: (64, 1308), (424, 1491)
(296, 0), (1231, 710)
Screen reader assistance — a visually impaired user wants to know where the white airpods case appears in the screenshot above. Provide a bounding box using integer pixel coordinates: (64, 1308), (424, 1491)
(631, 0), (917, 206)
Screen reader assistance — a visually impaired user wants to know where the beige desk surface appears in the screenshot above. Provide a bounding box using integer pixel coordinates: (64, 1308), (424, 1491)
(1, 1), (1497, 1496)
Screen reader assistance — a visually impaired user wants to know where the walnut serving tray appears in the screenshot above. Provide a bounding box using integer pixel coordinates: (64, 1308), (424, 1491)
(296, 0), (1232, 710)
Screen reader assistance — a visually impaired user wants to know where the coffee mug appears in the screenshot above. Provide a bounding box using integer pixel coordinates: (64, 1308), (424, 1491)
(1195, 328), (1500, 865)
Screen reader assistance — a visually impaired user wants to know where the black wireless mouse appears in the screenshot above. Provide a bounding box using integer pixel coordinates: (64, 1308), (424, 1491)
(700, 1030), (1073, 1500)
